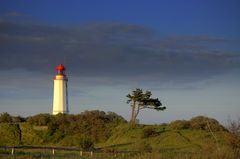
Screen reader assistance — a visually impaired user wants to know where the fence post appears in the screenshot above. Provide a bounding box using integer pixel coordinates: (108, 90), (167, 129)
(80, 150), (83, 156)
(11, 148), (15, 155)
(52, 149), (55, 155)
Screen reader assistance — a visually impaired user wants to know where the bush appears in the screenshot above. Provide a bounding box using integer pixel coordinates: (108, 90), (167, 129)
(226, 133), (240, 149)
(50, 130), (65, 143)
(27, 114), (52, 126)
(226, 118), (240, 149)
(0, 123), (21, 145)
(169, 120), (190, 130)
(190, 116), (225, 131)
(13, 116), (26, 122)
(0, 112), (13, 123)
(59, 136), (77, 147)
(227, 118), (240, 135)
(59, 134), (94, 149)
(20, 123), (43, 145)
(141, 127), (159, 138)
(78, 136), (94, 150)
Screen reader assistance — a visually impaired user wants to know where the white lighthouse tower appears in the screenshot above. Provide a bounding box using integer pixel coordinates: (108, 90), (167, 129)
(52, 64), (69, 115)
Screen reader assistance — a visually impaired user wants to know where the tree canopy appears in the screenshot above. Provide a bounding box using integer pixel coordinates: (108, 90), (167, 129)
(126, 88), (166, 125)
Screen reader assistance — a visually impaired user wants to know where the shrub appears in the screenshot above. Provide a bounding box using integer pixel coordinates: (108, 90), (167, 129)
(59, 134), (95, 149)
(141, 127), (159, 138)
(0, 123), (21, 145)
(0, 112), (13, 123)
(226, 118), (240, 149)
(227, 118), (240, 135)
(50, 130), (65, 143)
(169, 120), (190, 130)
(59, 136), (77, 147)
(190, 116), (225, 131)
(20, 123), (43, 145)
(27, 114), (51, 126)
(13, 116), (26, 122)
(226, 133), (240, 149)
(78, 136), (94, 150)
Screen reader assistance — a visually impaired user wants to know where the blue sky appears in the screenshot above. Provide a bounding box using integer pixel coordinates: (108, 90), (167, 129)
(0, 0), (240, 124)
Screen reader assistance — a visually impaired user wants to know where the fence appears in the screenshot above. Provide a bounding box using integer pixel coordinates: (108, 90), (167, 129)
(0, 145), (138, 157)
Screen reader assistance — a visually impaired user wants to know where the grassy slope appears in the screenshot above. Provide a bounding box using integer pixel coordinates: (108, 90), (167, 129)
(1, 122), (238, 158)
(0, 122), (230, 152)
(99, 123), (229, 153)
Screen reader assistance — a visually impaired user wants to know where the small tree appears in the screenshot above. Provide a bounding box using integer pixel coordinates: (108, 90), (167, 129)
(126, 88), (166, 125)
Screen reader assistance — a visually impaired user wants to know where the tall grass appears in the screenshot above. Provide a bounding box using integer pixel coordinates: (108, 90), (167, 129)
(0, 146), (239, 159)
(131, 149), (240, 159)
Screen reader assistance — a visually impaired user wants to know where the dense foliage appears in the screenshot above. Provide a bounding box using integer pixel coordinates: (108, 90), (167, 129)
(0, 112), (13, 123)
(27, 113), (51, 126)
(169, 120), (190, 130)
(0, 123), (21, 146)
(45, 111), (126, 145)
(169, 116), (225, 131)
(0, 110), (126, 149)
(189, 116), (225, 131)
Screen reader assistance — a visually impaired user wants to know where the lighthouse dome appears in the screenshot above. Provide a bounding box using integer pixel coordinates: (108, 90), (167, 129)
(56, 64), (65, 70)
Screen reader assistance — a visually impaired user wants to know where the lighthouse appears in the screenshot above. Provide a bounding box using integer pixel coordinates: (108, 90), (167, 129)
(52, 64), (69, 115)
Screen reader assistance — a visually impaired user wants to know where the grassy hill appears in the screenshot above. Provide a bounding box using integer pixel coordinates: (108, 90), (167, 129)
(100, 123), (229, 151)
(99, 123), (238, 158)
(0, 111), (239, 158)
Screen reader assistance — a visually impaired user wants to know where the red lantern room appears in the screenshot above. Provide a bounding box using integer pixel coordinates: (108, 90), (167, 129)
(56, 64), (65, 75)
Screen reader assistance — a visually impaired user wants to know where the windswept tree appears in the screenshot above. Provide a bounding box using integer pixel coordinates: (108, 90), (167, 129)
(127, 88), (166, 125)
